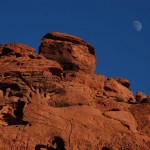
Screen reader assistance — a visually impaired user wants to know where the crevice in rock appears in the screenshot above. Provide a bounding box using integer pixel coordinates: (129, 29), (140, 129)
(67, 48), (72, 54)
(19, 76), (35, 93)
(78, 103), (83, 106)
(13, 100), (29, 125)
(60, 62), (79, 71)
(0, 48), (22, 57)
(17, 62), (24, 66)
(47, 136), (66, 150)
(29, 92), (32, 98)
(44, 93), (46, 98)
(0, 83), (22, 99)
(39, 88), (42, 94)
(48, 101), (70, 108)
(28, 54), (35, 59)
(110, 108), (120, 111)
(120, 122), (130, 130)
(2, 100), (29, 125)
(35, 136), (66, 150)
(101, 147), (112, 150)
(35, 144), (47, 150)
(0, 48), (13, 56)
(88, 45), (95, 56)
(63, 73), (66, 79)
(15, 53), (22, 57)
(49, 67), (62, 79)
(104, 86), (117, 93)
(140, 98), (150, 104)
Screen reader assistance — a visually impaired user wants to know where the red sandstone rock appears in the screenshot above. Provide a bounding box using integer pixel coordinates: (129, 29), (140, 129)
(136, 91), (147, 102)
(95, 97), (130, 112)
(103, 110), (138, 132)
(0, 33), (149, 150)
(113, 77), (130, 88)
(104, 78), (135, 102)
(0, 43), (35, 57)
(39, 32), (96, 74)
(129, 104), (150, 137)
(48, 82), (95, 107)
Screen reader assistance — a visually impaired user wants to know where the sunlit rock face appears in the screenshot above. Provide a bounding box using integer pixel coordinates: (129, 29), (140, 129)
(39, 32), (96, 74)
(0, 33), (149, 150)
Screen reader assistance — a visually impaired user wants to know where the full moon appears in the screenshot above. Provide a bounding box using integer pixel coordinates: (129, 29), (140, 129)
(133, 20), (142, 32)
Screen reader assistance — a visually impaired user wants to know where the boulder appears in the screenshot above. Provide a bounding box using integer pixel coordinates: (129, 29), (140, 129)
(136, 91), (147, 102)
(103, 110), (138, 132)
(113, 77), (130, 88)
(39, 32), (96, 73)
(103, 78), (135, 102)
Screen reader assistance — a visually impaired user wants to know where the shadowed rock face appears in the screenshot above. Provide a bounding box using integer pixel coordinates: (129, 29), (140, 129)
(0, 33), (150, 150)
(39, 32), (96, 74)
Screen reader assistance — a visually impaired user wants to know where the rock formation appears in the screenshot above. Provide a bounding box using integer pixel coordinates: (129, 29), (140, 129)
(0, 32), (149, 150)
(39, 32), (96, 73)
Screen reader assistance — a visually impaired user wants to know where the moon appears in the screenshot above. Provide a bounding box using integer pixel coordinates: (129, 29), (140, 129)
(133, 20), (142, 32)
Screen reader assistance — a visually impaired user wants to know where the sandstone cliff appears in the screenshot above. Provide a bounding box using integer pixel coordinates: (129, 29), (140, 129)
(0, 32), (149, 150)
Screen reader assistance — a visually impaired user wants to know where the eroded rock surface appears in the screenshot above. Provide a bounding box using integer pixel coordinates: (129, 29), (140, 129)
(0, 33), (149, 150)
(39, 32), (96, 74)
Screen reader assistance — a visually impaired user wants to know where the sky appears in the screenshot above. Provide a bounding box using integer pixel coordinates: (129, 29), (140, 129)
(0, 0), (150, 95)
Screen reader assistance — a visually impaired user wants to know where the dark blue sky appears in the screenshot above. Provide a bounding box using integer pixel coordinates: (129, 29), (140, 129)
(0, 0), (150, 95)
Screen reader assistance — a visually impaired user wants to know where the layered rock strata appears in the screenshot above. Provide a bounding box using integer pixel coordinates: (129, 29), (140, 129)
(0, 33), (149, 150)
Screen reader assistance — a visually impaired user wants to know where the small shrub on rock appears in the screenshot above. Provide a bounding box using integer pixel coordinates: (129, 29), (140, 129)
(115, 97), (124, 102)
